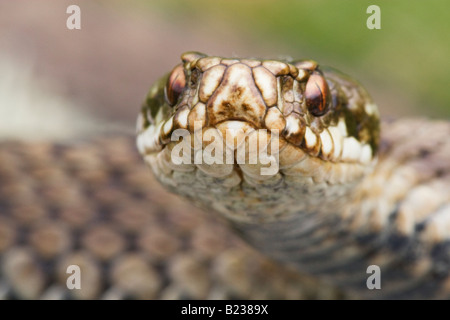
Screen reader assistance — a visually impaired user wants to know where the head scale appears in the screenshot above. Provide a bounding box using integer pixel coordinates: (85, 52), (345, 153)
(136, 52), (380, 223)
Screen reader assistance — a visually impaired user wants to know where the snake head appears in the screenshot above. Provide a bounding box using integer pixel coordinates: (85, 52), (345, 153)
(138, 51), (379, 164)
(137, 52), (380, 222)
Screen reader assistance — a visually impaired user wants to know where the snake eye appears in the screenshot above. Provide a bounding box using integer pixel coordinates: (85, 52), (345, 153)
(165, 64), (186, 106)
(305, 71), (331, 117)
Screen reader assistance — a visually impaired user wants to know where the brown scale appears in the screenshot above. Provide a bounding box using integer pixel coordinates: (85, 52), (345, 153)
(302, 131), (322, 157)
(116, 253), (163, 299)
(221, 59), (240, 66)
(280, 76), (294, 116)
(292, 78), (305, 102)
(138, 225), (181, 262)
(240, 59), (261, 68)
(58, 202), (96, 230)
(282, 103), (294, 116)
(282, 113), (306, 146)
(29, 221), (72, 260)
(172, 105), (190, 131)
(262, 60), (290, 76)
(205, 63), (267, 127)
(185, 68), (202, 109)
(11, 203), (47, 227)
(194, 56), (221, 71)
(0, 216), (16, 253)
(81, 223), (126, 261)
(291, 101), (303, 115)
(281, 76), (295, 103)
(309, 117), (325, 135)
(293, 59), (318, 72)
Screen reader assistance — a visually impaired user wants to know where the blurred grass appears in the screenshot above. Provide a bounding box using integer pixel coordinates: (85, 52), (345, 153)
(137, 0), (449, 117)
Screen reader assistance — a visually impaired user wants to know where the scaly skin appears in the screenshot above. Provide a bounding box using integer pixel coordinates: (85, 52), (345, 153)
(0, 137), (338, 299)
(0, 53), (448, 300)
(137, 52), (450, 299)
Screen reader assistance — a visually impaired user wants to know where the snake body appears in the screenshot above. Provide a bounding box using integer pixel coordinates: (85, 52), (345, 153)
(137, 52), (450, 299)
(0, 137), (338, 299)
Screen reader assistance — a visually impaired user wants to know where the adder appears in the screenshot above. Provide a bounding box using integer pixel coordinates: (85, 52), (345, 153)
(0, 52), (449, 299)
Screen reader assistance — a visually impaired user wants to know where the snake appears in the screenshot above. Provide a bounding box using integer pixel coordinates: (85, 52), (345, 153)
(0, 52), (449, 299)
(136, 52), (450, 299)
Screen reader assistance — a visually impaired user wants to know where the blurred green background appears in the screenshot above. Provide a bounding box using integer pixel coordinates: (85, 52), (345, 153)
(1, 0), (448, 141)
(143, 0), (450, 117)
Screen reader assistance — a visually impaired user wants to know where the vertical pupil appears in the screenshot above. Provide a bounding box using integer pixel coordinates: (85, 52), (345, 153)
(166, 64), (186, 106)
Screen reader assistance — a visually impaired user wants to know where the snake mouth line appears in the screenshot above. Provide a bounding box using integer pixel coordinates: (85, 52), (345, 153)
(138, 109), (375, 177)
(138, 119), (374, 189)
